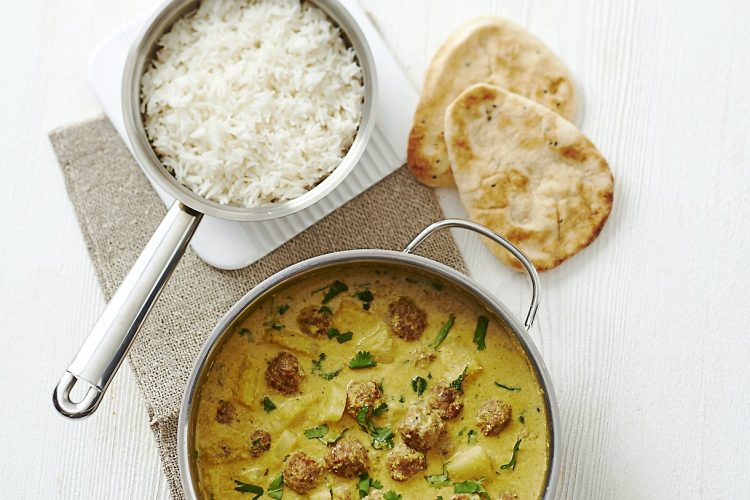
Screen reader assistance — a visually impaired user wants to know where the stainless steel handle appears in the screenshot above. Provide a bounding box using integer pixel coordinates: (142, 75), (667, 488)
(404, 219), (540, 330)
(53, 201), (203, 418)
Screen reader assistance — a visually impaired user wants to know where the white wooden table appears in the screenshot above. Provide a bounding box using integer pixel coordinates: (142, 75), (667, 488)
(1, 0), (749, 498)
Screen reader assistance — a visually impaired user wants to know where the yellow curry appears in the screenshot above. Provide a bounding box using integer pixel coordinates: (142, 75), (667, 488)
(193, 265), (549, 499)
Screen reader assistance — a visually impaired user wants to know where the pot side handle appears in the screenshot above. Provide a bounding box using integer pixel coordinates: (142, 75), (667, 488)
(403, 219), (540, 330)
(53, 201), (203, 419)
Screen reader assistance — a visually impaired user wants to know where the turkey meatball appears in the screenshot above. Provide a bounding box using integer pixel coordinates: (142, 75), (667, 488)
(476, 398), (512, 436)
(398, 404), (445, 452)
(265, 351), (303, 394)
(215, 400), (235, 424)
(387, 297), (427, 340)
(427, 382), (464, 420)
(345, 380), (384, 418)
(386, 443), (427, 481)
(249, 429), (271, 457)
(283, 451), (322, 493)
(297, 305), (332, 337)
(325, 438), (369, 478)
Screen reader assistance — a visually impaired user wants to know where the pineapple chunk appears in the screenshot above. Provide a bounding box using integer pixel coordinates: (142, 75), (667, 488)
(308, 488), (332, 500)
(331, 482), (356, 499)
(334, 300), (394, 362)
(446, 445), (493, 481)
(271, 393), (319, 431)
(320, 382), (347, 422)
(272, 429), (298, 460)
(268, 330), (318, 355)
(236, 364), (262, 407)
(438, 343), (482, 382)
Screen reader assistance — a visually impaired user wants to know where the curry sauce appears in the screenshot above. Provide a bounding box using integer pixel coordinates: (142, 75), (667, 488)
(193, 265), (549, 499)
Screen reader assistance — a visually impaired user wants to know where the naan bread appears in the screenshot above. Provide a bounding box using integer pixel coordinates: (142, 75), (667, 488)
(444, 84), (613, 271)
(408, 17), (577, 187)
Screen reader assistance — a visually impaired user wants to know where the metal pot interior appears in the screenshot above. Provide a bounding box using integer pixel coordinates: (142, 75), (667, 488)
(177, 250), (560, 499)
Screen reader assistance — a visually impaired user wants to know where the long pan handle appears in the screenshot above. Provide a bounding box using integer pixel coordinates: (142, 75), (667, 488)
(53, 201), (203, 418)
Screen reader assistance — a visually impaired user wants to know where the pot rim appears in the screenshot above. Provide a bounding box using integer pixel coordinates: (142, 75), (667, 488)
(176, 248), (561, 499)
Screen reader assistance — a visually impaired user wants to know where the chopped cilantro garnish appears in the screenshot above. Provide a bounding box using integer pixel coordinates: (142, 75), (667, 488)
(318, 305), (333, 315)
(411, 376), (428, 396)
(453, 479), (489, 498)
(357, 473), (383, 499)
(431, 313), (456, 349)
(311, 353), (342, 380)
(383, 492), (402, 500)
(398, 395), (406, 403)
(354, 290), (374, 310)
(467, 429), (478, 444)
(473, 315), (489, 350)
(500, 438), (522, 470)
(349, 351), (377, 369)
(320, 280), (348, 304)
(277, 304), (290, 315)
(356, 405), (370, 431)
(450, 366), (468, 393)
(327, 327), (353, 343)
(424, 464), (451, 487)
(267, 473), (283, 500)
(495, 382), (521, 391)
(262, 396), (276, 413)
(233, 480), (263, 497)
(304, 424), (329, 439)
(519, 414), (526, 424)
(369, 425), (394, 449)
(238, 327), (252, 338)
(371, 402), (389, 416)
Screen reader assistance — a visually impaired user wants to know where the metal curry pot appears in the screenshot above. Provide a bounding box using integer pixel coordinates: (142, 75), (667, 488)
(177, 219), (561, 499)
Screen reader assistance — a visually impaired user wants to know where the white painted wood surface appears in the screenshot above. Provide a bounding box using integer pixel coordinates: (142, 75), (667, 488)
(1, 0), (748, 498)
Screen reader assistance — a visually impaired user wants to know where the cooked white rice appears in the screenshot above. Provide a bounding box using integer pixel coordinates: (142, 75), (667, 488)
(140, 0), (364, 207)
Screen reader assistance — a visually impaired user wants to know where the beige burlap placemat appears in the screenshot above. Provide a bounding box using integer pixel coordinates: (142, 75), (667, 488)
(49, 117), (465, 499)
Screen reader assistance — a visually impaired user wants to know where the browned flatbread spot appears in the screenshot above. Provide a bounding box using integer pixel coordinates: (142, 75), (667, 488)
(444, 84), (613, 272)
(407, 17), (577, 187)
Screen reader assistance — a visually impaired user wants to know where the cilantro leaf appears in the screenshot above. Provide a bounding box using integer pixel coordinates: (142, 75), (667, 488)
(262, 396), (276, 413)
(453, 479), (489, 498)
(411, 376), (428, 396)
(383, 492), (402, 500)
(494, 382), (521, 392)
(473, 315), (489, 350)
(349, 351), (377, 369)
(233, 480), (263, 498)
(238, 327), (252, 339)
(267, 474), (283, 500)
(467, 429), (478, 444)
(370, 425), (394, 449)
(424, 464), (451, 487)
(304, 424), (329, 440)
(500, 438), (522, 470)
(357, 473), (383, 499)
(327, 327), (353, 343)
(450, 366), (468, 393)
(277, 304), (290, 315)
(320, 280), (348, 304)
(318, 305), (333, 315)
(311, 353), (342, 380)
(432, 313), (456, 349)
(371, 402), (389, 417)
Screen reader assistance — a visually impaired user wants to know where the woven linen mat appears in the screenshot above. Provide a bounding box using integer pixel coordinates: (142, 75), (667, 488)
(49, 117), (466, 499)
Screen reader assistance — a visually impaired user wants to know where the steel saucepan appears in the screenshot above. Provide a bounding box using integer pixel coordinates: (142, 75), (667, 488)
(53, 0), (377, 418)
(177, 219), (560, 499)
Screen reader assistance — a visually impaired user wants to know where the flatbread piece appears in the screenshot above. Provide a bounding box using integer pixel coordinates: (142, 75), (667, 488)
(444, 84), (613, 271)
(408, 17), (577, 187)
